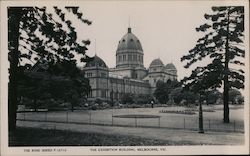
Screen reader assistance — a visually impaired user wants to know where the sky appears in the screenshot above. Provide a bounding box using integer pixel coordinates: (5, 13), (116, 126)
(70, 0), (217, 81)
(15, 0), (246, 81)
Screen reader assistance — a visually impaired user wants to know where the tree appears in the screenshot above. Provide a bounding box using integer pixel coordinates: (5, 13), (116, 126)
(154, 81), (169, 104)
(169, 86), (200, 106)
(204, 89), (222, 104)
(121, 93), (134, 104)
(17, 59), (91, 111)
(154, 80), (181, 104)
(228, 88), (242, 104)
(236, 94), (244, 104)
(169, 87), (183, 104)
(134, 94), (154, 104)
(182, 90), (199, 106)
(17, 72), (49, 111)
(47, 60), (91, 111)
(181, 7), (244, 123)
(8, 7), (92, 130)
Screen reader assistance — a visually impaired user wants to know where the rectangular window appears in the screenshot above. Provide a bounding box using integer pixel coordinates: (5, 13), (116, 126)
(86, 72), (92, 77)
(101, 73), (106, 77)
(123, 55), (126, 61)
(133, 54), (136, 61)
(128, 54), (132, 61)
(87, 90), (92, 98)
(101, 90), (106, 98)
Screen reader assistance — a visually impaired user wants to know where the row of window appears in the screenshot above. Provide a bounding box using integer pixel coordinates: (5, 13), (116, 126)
(86, 90), (107, 98)
(150, 68), (177, 72)
(86, 73), (92, 77)
(87, 90), (93, 98)
(86, 72), (107, 78)
(87, 90), (149, 99)
(121, 39), (140, 42)
(118, 54), (143, 62)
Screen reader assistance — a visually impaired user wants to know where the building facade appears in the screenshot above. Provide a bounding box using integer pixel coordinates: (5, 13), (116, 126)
(82, 27), (177, 102)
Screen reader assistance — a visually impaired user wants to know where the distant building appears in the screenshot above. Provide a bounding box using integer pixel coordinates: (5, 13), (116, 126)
(82, 27), (177, 102)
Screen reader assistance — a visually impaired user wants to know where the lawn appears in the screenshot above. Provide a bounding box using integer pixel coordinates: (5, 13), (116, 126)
(16, 105), (244, 132)
(12, 104), (245, 146)
(9, 127), (196, 146)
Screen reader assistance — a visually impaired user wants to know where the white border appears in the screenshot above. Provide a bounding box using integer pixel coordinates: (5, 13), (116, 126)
(1, 0), (249, 155)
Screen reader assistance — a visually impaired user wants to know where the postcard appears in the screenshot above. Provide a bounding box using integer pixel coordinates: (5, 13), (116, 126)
(1, 0), (249, 155)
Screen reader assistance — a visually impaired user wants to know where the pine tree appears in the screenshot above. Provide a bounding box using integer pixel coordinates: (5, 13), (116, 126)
(181, 6), (244, 123)
(8, 7), (92, 130)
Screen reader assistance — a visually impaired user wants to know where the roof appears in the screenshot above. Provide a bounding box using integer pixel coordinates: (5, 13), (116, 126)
(85, 55), (108, 68)
(116, 27), (143, 52)
(165, 63), (177, 70)
(149, 58), (164, 67)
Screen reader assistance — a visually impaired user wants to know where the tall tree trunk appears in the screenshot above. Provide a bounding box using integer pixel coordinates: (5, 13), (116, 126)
(8, 8), (22, 131)
(223, 9), (230, 123)
(198, 92), (204, 133)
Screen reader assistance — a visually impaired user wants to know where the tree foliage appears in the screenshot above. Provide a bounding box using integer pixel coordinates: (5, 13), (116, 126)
(170, 87), (199, 106)
(17, 60), (91, 111)
(8, 6), (92, 130)
(204, 89), (222, 104)
(228, 88), (242, 104)
(180, 6), (244, 123)
(121, 93), (134, 104)
(154, 80), (181, 104)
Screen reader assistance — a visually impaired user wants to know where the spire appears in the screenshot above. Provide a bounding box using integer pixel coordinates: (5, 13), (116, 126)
(157, 50), (160, 59)
(129, 16), (130, 27)
(94, 39), (97, 56)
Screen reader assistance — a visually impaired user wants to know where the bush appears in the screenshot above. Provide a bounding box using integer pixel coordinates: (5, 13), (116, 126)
(121, 93), (134, 104)
(90, 105), (97, 110)
(95, 98), (102, 105)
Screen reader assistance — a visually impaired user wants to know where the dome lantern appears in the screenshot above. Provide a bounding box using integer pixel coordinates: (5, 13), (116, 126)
(128, 27), (132, 33)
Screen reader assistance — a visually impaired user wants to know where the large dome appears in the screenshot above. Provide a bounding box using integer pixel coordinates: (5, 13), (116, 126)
(116, 27), (144, 68)
(149, 58), (164, 67)
(85, 55), (108, 68)
(117, 27), (143, 52)
(165, 63), (176, 70)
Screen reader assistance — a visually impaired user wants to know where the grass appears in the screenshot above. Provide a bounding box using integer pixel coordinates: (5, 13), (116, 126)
(9, 127), (196, 146)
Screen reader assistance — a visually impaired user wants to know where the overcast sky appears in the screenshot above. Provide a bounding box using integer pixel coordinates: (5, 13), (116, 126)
(70, 1), (217, 80)
(46, 0), (246, 81)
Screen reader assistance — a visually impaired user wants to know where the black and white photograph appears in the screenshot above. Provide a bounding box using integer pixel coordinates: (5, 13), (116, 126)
(1, 0), (249, 155)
